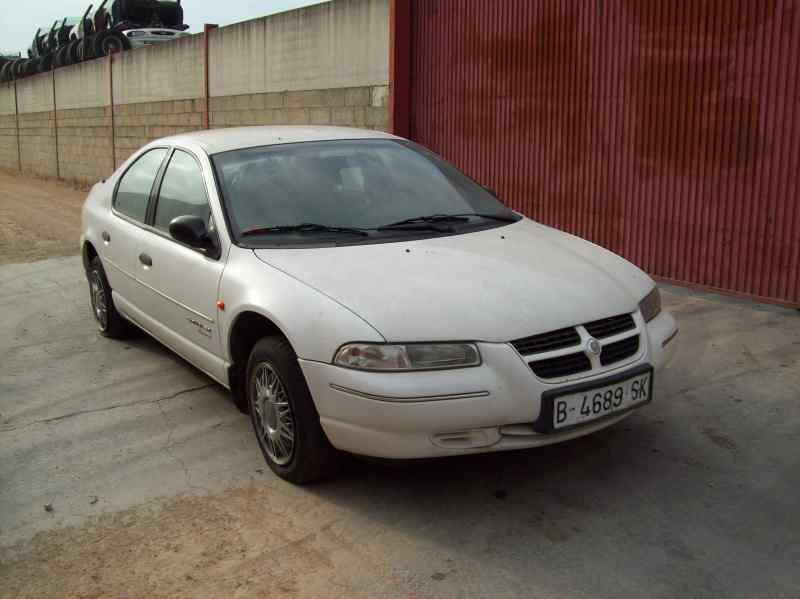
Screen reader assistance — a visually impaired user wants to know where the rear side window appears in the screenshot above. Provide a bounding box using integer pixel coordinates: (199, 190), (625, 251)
(115, 148), (168, 222)
(153, 150), (211, 232)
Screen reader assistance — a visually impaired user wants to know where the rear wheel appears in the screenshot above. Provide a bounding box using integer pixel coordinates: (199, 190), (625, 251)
(88, 256), (130, 339)
(94, 30), (132, 57)
(247, 336), (339, 484)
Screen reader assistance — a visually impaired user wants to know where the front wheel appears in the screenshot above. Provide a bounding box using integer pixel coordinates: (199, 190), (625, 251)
(247, 336), (339, 484)
(88, 256), (130, 338)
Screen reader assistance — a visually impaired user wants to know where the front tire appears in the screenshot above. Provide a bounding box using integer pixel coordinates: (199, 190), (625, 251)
(246, 336), (339, 484)
(88, 256), (129, 339)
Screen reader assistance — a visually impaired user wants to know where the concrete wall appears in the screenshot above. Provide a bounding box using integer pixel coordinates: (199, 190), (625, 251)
(0, 0), (389, 185)
(209, 0), (389, 97)
(209, 85), (389, 130)
(0, 83), (18, 170)
(57, 107), (114, 182)
(18, 112), (57, 178)
(0, 83), (15, 115)
(16, 72), (55, 114)
(113, 34), (204, 105)
(54, 60), (109, 110)
(113, 99), (205, 166)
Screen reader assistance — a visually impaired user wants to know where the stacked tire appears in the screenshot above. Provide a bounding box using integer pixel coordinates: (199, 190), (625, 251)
(93, 31), (131, 57)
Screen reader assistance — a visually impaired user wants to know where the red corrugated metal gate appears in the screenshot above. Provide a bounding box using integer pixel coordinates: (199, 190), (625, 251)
(391, 0), (800, 308)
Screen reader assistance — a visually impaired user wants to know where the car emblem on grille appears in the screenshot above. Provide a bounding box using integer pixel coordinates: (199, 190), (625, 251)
(586, 337), (602, 356)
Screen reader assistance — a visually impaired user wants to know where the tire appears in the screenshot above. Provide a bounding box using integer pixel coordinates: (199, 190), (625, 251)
(15, 59), (28, 78)
(38, 54), (53, 72)
(246, 336), (339, 484)
(87, 256), (130, 339)
(66, 40), (80, 65)
(94, 30), (132, 57)
(53, 48), (65, 68)
(78, 37), (94, 61)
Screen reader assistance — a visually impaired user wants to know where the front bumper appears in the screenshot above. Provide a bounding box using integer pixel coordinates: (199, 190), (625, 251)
(300, 310), (678, 459)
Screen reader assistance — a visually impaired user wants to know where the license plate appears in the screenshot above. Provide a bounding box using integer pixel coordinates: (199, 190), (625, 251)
(547, 368), (653, 431)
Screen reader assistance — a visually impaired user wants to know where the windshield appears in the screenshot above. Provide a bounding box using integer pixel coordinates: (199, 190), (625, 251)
(212, 139), (519, 246)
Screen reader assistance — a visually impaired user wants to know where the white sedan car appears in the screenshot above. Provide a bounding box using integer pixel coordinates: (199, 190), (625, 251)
(80, 126), (678, 484)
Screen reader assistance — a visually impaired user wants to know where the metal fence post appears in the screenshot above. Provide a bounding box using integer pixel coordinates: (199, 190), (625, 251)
(203, 23), (218, 130)
(389, 0), (411, 138)
(13, 79), (21, 171)
(52, 69), (60, 179)
(108, 53), (116, 170)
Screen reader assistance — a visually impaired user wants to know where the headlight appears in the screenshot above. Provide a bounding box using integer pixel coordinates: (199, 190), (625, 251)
(639, 287), (662, 322)
(333, 343), (481, 371)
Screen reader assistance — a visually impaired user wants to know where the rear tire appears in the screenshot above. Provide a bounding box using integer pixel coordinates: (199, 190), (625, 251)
(246, 336), (339, 484)
(94, 30), (132, 57)
(88, 256), (130, 339)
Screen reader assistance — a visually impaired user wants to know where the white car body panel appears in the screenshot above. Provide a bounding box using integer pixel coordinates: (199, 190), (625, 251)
(80, 126), (679, 461)
(123, 28), (190, 48)
(218, 246), (385, 364)
(253, 219), (653, 342)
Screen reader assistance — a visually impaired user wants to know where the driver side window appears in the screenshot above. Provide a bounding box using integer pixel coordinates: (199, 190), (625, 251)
(153, 150), (211, 233)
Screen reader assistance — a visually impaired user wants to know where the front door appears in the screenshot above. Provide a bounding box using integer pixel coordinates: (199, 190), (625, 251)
(134, 149), (227, 382)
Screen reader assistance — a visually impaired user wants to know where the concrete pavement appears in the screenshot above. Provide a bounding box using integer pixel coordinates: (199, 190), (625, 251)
(1, 256), (799, 598)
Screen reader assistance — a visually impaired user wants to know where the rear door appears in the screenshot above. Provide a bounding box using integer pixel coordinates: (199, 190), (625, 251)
(104, 147), (168, 311)
(133, 148), (228, 382)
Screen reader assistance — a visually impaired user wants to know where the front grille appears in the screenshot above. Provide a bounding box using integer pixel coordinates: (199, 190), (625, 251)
(600, 335), (640, 366)
(511, 327), (580, 355)
(530, 352), (592, 379)
(584, 313), (635, 339)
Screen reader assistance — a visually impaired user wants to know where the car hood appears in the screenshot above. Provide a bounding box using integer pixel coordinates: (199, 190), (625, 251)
(253, 219), (654, 342)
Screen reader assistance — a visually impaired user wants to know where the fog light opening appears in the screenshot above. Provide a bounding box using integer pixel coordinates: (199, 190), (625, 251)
(662, 329), (679, 348)
(431, 429), (496, 449)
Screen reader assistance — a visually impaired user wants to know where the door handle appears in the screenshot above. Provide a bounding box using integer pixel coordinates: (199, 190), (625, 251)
(138, 253), (152, 267)
(101, 231), (110, 243)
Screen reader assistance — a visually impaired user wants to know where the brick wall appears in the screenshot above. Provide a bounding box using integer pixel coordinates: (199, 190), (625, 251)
(18, 111), (57, 178)
(0, 0), (390, 185)
(0, 114), (19, 170)
(1, 86), (388, 185)
(56, 107), (114, 183)
(113, 99), (205, 167)
(209, 85), (389, 130)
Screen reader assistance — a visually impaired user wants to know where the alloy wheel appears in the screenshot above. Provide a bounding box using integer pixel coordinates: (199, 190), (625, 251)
(252, 362), (296, 465)
(89, 271), (108, 330)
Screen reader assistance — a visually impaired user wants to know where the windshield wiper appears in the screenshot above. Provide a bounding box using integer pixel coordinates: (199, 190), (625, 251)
(377, 212), (517, 231)
(241, 223), (369, 237)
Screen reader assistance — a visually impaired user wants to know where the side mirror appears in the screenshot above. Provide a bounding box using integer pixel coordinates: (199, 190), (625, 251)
(169, 215), (219, 257)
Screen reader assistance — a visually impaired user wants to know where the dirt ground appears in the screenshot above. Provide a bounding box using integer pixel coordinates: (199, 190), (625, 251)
(1, 173), (799, 598)
(0, 170), (87, 265)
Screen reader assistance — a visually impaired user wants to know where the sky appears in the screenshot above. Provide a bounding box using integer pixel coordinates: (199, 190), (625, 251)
(1, 0), (325, 55)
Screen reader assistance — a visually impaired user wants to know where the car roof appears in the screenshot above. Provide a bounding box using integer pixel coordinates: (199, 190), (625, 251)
(159, 126), (400, 156)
